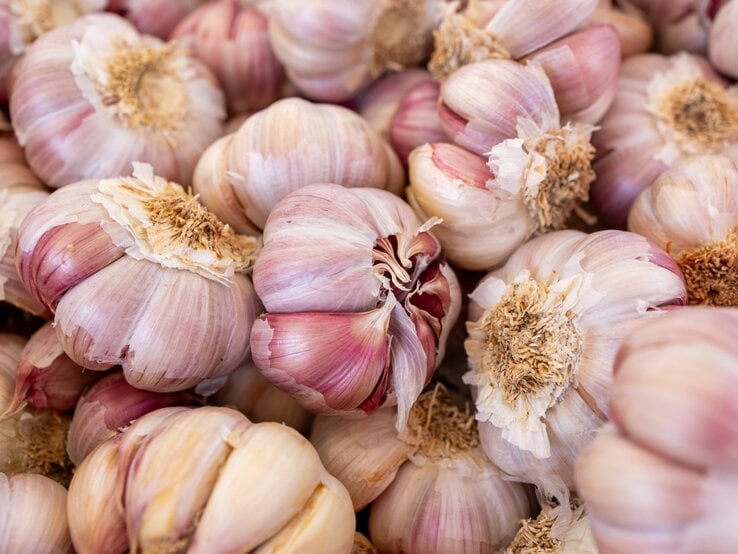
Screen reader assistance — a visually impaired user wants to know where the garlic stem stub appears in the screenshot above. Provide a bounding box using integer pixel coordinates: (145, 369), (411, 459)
(251, 184), (461, 429)
(10, 13), (225, 188)
(464, 229), (687, 495)
(106, 0), (203, 39)
(67, 406), (356, 554)
(16, 162), (261, 393)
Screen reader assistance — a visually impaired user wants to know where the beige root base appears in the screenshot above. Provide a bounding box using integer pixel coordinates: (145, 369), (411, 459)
(353, 532), (380, 554)
(14, 409), (73, 487)
(677, 229), (738, 306)
(505, 510), (560, 554)
(371, 0), (437, 76)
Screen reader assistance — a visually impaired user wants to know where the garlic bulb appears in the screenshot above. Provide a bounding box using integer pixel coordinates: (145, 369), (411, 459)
(268, 0), (449, 102)
(67, 371), (196, 465)
(213, 360), (312, 434)
(68, 406), (356, 553)
(629, 155), (738, 307)
(463, 229), (687, 495)
(107, 0), (201, 38)
(592, 52), (738, 228)
(10, 13), (225, 188)
(16, 163), (261, 393)
(171, 0), (286, 113)
(587, 0), (653, 57)
(709, 0), (738, 79)
(193, 97), (405, 234)
(414, 60), (597, 270)
(252, 184), (461, 428)
(628, 0), (717, 54)
(312, 385), (531, 553)
(0, 160), (48, 315)
(0, 472), (72, 554)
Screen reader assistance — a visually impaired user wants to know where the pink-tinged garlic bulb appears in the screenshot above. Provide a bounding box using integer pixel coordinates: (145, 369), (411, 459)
(10, 13), (225, 188)
(66, 371), (197, 465)
(0, 161), (48, 315)
(171, 0), (286, 113)
(312, 385), (531, 553)
(268, 0), (450, 102)
(107, 0), (201, 38)
(193, 97), (405, 234)
(213, 360), (312, 435)
(68, 406), (356, 553)
(709, 0), (738, 79)
(577, 308), (738, 552)
(416, 61), (597, 270)
(16, 163), (261, 393)
(463, 230), (687, 496)
(629, 155), (738, 307)
(0, 473), (72, 554)
(251, 184), (461, 428)
(587, 0), (653, 57)
(357, 69), (446, 163)
(592, 53), (738, 228)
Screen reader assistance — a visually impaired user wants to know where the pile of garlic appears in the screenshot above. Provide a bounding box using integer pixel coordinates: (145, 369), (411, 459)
(0, 1), (737, 552)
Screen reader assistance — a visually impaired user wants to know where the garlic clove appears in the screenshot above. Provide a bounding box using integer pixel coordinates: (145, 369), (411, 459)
(709, 0), (738, 79)
(390, 79), (447, 162)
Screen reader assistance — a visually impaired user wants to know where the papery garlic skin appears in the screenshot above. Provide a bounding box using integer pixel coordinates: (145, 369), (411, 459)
(0, 472), (72, 554)
(193, 97), (405, 234)
(464, 230), (687, 494)
(10, 13), (225, 188)
(107, 0), (201, 38)
(268, 0), (448, 102)
(709, 0), (738, 79)
(252, 184), (461, 428)
(592, 52), (738, 228)
(16, 163), (261, 393)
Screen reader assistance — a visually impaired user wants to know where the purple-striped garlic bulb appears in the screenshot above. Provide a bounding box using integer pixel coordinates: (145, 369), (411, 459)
(312, 385), (532, 553)
(464, 230), (687, 497)
(10, 13), (225, 188)
(193, 97), (404, 235)
(251, 184), (461, 429)
(106, 0), (201, 38)
(709, 0), (738, 79)
(171, 0), (286, 114)
(16, 163), (261, 393)
(591, 52), (738, 228)
(587, 0), (654, 57)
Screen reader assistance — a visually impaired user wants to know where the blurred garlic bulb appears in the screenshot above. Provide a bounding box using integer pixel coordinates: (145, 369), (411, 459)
(269, 0), (449, 102)
(592, 52), (738, 228)
(312, 385), (532, 553)
(587, 0), (653, 57)
(193, 97), (404, 234)
(10, 13), (225, 188)
(0, 472), (72, 554)
(357, 69), (446, 163)
(106, 0), (201, 38)
(213, 360), (312, 434)
(629, 155), (738, 306)
(464, 230), (687, 496)
(171, 0), (286, 113)
(0, 160), (48, 315)
(68, 406), (356, 553)
(628, 0), (718, 54)
(414, 60), (597, 270)
(252, 184), (461, 428)
(16, 163), (261, 393)
(67, 371), (197, 465)
(709, 0), (738, 79)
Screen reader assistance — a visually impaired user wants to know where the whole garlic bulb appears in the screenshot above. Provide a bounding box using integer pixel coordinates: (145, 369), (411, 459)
(592, 52), (738, 228)
(709, 0), (738, 79)
(464, 230), (687, 496)
(577, 308), (738, 552)
(68, 406), (356, 553)
(413, 60), (597, 270)
(193, 97), (405, 234)
(16, 163), (261, 393)
(10, 13), (225, 188)
(106, 0), (201, 38)
(587, 0), (653, 57)
(0, 472), (71, 554)
(171, 0), (286, 113)
(251, 184), (461, 428)
(268, 0), (449, 102)
(312, 385), (532, 553)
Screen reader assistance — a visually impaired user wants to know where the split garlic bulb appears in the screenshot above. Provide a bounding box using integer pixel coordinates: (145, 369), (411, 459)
(106, 0), (201, 38)
(312, 385), (531, 553)
(413, 60), (597, 270)
(464, 229), (687, 496)
(0, 472), (72, 554)
(68, 406), (356, 553)
(251, 184), (461, 428)
(629, 155), (738, 306)
(587, 0), (653, 57)
(10, 13), (225, 188)
(592, 52), (738, 228)
(578, 308), (738, 552)
(171, 0), (286, 113)
(268, 0), (449, 102)
(16, 163), (261, 393)
(709, 0), (738, 79)
(193, 97), (405, 234)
